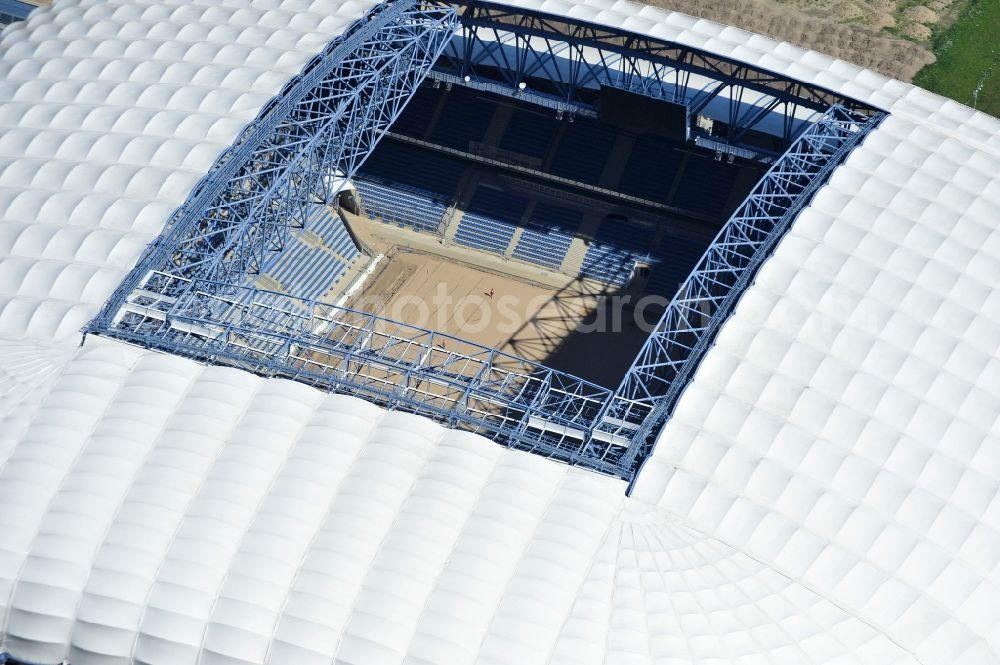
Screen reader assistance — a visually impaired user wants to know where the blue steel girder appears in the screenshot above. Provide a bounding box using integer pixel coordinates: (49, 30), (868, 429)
(437, 1), (878, 146)
(83, 0), (887, 483)
(102, 279), (625, 475)
(194, 17), (453, 288)
(88, 0), (458, 329)
(599, 105), (885, 475)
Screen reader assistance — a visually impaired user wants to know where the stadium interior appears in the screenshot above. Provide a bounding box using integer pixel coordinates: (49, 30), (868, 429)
(85, 0), (884, 483)
(345, 80), (769, 385)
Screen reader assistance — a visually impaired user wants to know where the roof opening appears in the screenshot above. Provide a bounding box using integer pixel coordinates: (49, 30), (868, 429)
(85, 0), (885, 484)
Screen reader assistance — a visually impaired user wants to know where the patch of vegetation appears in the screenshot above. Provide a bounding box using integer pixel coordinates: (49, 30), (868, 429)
(884, 24), (922, 41)
(912, 0), (1000, 117)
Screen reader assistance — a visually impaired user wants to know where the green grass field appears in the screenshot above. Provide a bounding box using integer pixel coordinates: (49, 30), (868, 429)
(912, 0), (1000, 117)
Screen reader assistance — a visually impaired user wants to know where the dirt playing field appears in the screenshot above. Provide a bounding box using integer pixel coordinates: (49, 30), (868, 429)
(344, 249), (654, 387)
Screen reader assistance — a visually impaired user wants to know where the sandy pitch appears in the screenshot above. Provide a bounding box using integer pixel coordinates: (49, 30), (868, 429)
(345, 250), (653, 387)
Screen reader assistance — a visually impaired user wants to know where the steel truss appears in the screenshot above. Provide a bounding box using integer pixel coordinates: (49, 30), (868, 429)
(0, 653), (45, 665)
(85, 0), (884, 483)
(88, 0), (459, 332)
(106, 274), (624, 475)
(435, 1), (877, 149)
(599, 105), (885, 481)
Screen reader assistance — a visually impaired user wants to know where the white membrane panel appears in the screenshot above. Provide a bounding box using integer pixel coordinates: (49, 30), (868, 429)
(0, 0), (378, 342)
(0, 0), (998, 663)
(632, 109), (1000, 664)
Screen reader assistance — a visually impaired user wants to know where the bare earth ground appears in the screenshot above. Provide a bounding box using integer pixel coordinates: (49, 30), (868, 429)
(641, 0), (965, 81)
(22, 0), (989, 110)
(344, 248), (652, 388)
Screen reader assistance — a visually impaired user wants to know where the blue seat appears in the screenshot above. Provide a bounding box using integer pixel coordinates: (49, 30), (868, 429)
(646, 234), (710, 298)
(389, 85), (439, 139)
(578, 217), (657, 286)
(500, 109), (557, 159)
(453, 187), (529, 255)
(430, 87), (495, 150)
(512, 204), (581, 270)
(359, 141), (465, 194)
(354, 139), (466, 234)
(549, 118), (617, 185)
(672, 156), (740, 218)
(259, 204), (360, 301)
(354, 179), (450, 233)
(618, 136), (684, 203)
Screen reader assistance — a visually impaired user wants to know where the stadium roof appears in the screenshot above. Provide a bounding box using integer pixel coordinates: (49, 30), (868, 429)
(1, 1), (998, 664)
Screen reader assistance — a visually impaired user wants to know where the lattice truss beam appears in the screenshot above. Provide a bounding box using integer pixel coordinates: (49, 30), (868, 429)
(435, 0), (874, 147)
(85, 0), (884, 481)
(85, 0), (626, 475)
(597, 105), (885, 474)
(103, 276), (622, 473)
(89, 0), (459, 333)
